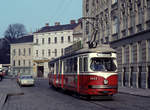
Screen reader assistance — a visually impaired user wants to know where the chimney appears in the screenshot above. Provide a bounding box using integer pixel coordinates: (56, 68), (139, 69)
(70, 20), (76, 24)
(55, 22), (60, 26)
(45, 23), (49, 26)
(78, 18), (82, 23)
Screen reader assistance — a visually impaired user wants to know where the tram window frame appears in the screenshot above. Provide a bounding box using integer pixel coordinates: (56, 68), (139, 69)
(60, 61), (62, 74)
(56, 61), (59, 76)
(83, 57), (88, 72)
(74, 57), (77, 73)
(63, 60), (67, 74)
(50, 63), (54, 74)
(79, 57), (83, 72)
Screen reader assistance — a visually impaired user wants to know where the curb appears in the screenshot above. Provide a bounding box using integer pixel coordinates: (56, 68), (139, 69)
(0, 93), (7, 110)
(118, 91), (150, 98)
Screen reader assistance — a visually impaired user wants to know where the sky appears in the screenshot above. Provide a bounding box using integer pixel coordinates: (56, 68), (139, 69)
(0, 0), (82, 38)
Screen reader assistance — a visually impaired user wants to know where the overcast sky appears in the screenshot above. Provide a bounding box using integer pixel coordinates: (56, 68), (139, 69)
(0, 0), (82, 38)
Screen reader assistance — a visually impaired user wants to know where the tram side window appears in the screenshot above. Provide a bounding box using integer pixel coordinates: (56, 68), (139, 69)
(64, 60), (67, 74)
(60, 61), (62, 74)
(74, 57), (77, 73)
(50, 64), (54, 74)
(84, 57), (88, 72)
(70, 58), (73, 73)
(56, 62), (59, 74)
(79, 58), (83, 72)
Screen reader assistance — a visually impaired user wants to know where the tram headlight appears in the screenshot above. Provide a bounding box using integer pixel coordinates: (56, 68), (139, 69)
(104, 79), (108, 85)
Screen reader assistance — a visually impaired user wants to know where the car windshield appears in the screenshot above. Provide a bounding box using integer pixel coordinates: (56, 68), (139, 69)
(20, 76), (33, 79)
(90, 58), (117, 72)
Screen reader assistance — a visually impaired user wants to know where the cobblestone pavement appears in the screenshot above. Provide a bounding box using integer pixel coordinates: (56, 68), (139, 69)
(1, 78), (150, 110)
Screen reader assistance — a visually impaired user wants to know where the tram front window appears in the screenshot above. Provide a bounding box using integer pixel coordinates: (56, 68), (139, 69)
(90, 58), (117, 72)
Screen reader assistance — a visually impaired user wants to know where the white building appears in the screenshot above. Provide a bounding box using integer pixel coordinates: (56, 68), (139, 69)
(33, 21), (80, 78)
(10, 35), (34, 76)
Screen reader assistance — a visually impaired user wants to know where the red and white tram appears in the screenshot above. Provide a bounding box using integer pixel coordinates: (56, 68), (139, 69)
(48, 46), (118, 98)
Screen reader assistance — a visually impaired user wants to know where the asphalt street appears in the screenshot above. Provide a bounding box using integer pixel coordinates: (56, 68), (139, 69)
(2, 79), (150, 110)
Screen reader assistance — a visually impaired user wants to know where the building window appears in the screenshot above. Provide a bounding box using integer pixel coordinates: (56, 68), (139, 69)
(48, 38), (51, 44)
(19, 49), (21, 56)
(36, 50), (38, 57)
(147, 0), (150, 8)
(23, 60), (25, 66)
(18, 60), (21, 66)
(86, 21), (89, 35)
(122, 46), (125, 64)
(112, 0), (117, 4)
(55, 49), (57, 56)
(61, 48), (64, 56)
(68, 36), (71, 43)
(112, 17), (119, 34)
(92, 0), (95, 6)
(23, 48), (26, 56)
(13, 60), (15, 66)
(131, 44), (134, 63)
(29, 60), (31, 66)
(124, 47), (127, 64)
(146, 20), (150, 30)
(13, 49), (16, 56)
(148, 40), (150, 61)
(48, 49), (51, 56)
(42, 50), (44, 57)
(54, 37), (57, 43)
(86, 0), (89, 12)
(36, 39), (38, 44)
(138, 42), (142, 62)
(129, 27), (134, 35)
(42, 38), (45, 44)
(29, 48), (31, 56)
(137, 24), (142, 32)
(61, 37), (64, 43)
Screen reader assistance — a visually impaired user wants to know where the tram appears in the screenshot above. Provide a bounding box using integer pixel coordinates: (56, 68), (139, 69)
(48, 45), (118, 98)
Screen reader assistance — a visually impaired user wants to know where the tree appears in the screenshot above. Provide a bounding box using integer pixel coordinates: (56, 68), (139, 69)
(0, 23), (27, 64)
(4, 23), (27, 42)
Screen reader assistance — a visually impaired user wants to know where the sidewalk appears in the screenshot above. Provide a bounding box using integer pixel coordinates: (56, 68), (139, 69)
(0, 78), (22, 109)
(118, 86), (150, 98)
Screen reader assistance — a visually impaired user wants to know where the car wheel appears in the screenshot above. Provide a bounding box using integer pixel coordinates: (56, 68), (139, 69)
(0, 76), (2, 81)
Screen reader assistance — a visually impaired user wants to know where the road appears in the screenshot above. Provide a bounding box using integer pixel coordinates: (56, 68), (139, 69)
(2, 79), (150, 110)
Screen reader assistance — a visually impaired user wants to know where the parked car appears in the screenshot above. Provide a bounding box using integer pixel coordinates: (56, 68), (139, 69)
(17, 75), (34, 86)
(0, 69), (5, 81)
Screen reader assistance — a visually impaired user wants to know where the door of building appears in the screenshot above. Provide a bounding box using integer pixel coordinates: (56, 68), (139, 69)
(130, 67), (133, 87)
(138, 66), (142, 88)
(37, 66), (44, 77)
(148, 66), (150, 89)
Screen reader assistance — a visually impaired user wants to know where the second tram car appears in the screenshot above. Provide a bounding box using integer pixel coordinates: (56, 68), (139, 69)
(48, 46), (118, 98)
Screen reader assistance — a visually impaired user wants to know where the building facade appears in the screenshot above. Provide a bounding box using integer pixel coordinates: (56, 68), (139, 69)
(33, 20), (81, 78)
(10, 35), (34, 76)
(82, 0), (150, 89)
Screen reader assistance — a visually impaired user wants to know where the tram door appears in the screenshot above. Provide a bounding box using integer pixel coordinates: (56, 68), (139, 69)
(148, 66), (150, 88)
(138, 66), (142, 88)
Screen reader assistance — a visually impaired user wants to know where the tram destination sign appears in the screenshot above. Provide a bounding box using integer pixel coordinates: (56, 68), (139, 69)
(97, 53), (111, 57)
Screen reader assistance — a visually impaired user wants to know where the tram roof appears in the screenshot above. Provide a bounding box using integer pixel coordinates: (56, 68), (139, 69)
(49, 45), (116, 64)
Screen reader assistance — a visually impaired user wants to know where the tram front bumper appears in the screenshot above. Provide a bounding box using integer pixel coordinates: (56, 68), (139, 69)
(82, 85), (118, 95)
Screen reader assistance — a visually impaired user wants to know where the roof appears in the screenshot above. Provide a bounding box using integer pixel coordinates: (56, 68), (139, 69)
(35, 23), (79, 33)
(49, 45), (116, 64)
(11, 35), (33, 44)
